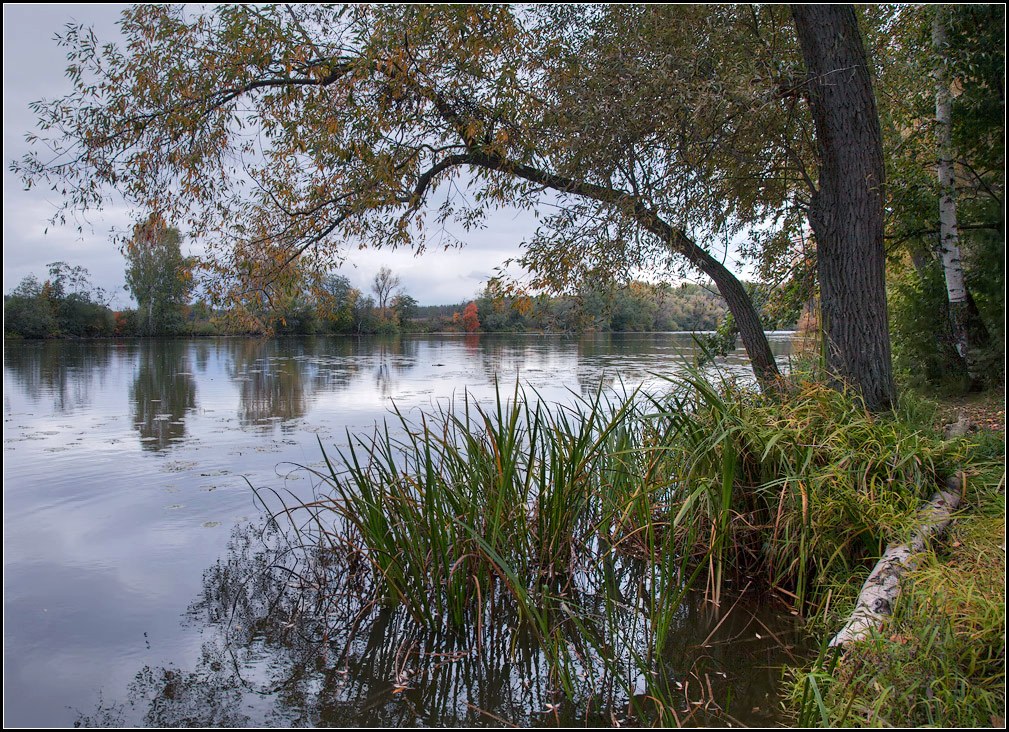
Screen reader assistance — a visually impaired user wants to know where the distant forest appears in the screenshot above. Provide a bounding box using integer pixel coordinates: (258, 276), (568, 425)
(3, 262), (797, 339)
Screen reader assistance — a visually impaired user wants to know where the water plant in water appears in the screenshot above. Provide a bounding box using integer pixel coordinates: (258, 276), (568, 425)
(243, 372), (964, 725)
(259, 384), (701, 722)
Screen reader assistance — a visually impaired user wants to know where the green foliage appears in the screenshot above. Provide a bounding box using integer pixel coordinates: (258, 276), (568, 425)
(4, 265), (115, 339)
(889, 257), (1004, 390)
(889, 260), (964, 386)
(650, 374), (946, 609)
(473, 279), (742, 334)
(4, 276), (57, 338)
(245, 369), (980, 724)
(124, 214), (192, 335)
(315, 274), (356, 333)
(872, 5), (1005, 389)
(265, 384), (697, 717)
(694, 312), (738, 366)
(55, 294), (116, 338)
(390, 293), (418, 329)
(783, 392), (1006, 728)
(787, 483), (1005, 727)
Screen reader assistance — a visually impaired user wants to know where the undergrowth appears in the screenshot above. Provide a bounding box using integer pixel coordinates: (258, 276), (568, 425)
(787, 409), (1006, 728)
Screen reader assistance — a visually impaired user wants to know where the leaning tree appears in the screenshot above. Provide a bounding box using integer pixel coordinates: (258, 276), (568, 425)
(16, 5), (899, 405)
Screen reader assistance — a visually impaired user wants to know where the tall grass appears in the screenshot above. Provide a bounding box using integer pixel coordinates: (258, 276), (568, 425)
(648, 373), (945, 610)
(785, 424), (1005, 728)
(256, 371), (959, 723)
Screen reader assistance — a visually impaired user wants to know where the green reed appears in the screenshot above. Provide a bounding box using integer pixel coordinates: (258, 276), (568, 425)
(648, 372), (946, 610)
(256, 371), (960, 722)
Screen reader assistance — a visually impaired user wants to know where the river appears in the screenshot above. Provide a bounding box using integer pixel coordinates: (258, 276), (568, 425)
(3, 332), (804, 727)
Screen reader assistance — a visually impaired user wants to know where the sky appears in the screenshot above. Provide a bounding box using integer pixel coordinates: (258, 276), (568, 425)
(2, 5), (745, 309)
(2, 4), (548, 308)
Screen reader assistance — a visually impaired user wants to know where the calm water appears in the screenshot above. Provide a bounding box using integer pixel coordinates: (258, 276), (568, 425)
(3, 333), (802, 727)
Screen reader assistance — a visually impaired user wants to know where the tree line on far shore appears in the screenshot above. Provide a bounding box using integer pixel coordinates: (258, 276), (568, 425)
(3, 249), (783, 340)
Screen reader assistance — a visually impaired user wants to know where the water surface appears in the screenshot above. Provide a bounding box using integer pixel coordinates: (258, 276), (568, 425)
(3, 333), (801, 727)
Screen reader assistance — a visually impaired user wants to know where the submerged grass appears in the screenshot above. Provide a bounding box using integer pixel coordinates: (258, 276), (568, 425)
(255, 371), (989, 725)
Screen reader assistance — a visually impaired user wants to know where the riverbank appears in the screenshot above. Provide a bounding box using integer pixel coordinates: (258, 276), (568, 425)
(251, 369), (1002, 725)
(787, 386), (1005, 727)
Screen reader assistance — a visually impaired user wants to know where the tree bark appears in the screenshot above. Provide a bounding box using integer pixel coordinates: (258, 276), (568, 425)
(792, 5), (897, 412)
(829, 475), (962, 647)
(933, 7), (991, 386)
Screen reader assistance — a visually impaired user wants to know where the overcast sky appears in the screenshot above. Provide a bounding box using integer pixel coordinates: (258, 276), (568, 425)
(3, 5), (746, 308)
(2, 4), (551, 308)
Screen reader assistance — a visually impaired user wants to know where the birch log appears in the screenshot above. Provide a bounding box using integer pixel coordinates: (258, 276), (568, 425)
(828, 474), (963, 647)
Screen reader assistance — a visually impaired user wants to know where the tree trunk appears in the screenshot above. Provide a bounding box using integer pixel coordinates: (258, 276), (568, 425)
(691, 245), (780, 387)
(933, 7), (991, 387)
(829, 475), (962, 647)
(792, 5), (897, 412)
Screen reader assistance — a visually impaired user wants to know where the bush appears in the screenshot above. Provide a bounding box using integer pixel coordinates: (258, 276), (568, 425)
(4, 293), (57, 338)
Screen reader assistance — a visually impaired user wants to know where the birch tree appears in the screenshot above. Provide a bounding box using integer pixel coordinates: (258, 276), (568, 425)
(932, 6), (991, 385)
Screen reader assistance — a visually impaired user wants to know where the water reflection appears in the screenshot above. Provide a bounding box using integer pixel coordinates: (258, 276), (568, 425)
(371, 337), (419, 398)
(2, 341), (112, 413)
(75, 519), (807, 728)
(228, 339), (315, 428)
(129, 341), (197, 450)
(5, 333), (801, 728)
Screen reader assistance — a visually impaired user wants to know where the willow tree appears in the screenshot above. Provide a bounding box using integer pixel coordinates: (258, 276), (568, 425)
(17, 5), (903, 398)
(15, 5), (803, 387)
(792, 5), (896, 410)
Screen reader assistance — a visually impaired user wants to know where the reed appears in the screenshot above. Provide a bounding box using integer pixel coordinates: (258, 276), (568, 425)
(649, 372), (945, 610)
(256, 371), (964, 722)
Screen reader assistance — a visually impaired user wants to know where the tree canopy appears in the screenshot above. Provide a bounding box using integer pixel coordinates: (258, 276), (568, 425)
(125, 213), (192, 334)
(15, 4), (975, 406)
(16, 5), (814, 381)
(870, 5), (1004, 387)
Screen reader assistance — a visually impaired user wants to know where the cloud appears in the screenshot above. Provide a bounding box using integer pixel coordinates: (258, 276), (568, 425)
(3, 5), (133, 305)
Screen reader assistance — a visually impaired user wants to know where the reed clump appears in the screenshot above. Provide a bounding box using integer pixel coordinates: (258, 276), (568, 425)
(652, 374), (947, 609)
(260, 373), (960, 722)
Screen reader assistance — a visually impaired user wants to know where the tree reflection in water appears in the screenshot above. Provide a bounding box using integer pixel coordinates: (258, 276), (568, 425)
(228, 339), (314, 428)
(76, 513), (806, 727)
(3, 340), (113, 413)
(371, 336), (418, 399)
(130, 340), (196, 451)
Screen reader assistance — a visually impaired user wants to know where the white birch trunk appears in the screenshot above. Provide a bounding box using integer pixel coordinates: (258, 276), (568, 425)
(828, 475), (962, 647)
(933, 9), (970, 362)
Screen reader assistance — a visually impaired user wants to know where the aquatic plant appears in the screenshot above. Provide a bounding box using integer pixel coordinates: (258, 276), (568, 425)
(248, 371), (960, 723)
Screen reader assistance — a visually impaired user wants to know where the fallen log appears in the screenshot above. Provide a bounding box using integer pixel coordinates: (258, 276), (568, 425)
(828, 474), (963, 648)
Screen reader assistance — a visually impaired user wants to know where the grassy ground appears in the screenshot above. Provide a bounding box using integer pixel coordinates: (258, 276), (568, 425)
(787, 386), (1005, 727)
(255, 367), (1003, 726)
